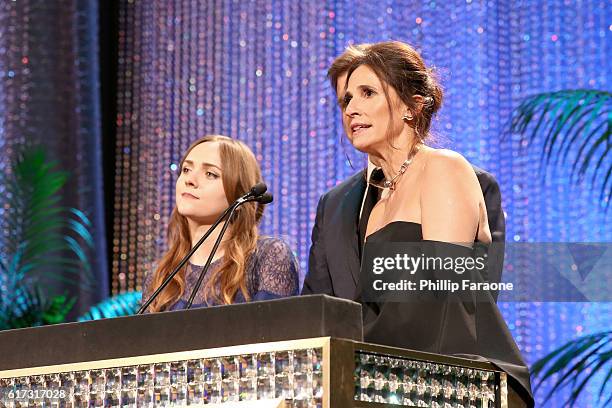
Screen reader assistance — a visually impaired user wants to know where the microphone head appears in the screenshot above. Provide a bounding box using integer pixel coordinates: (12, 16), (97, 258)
(249, 182), (267, 197)
(256, 192), (273, 204)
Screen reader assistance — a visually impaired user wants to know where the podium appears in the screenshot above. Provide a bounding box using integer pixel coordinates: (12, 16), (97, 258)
(0, 295), (507, 407)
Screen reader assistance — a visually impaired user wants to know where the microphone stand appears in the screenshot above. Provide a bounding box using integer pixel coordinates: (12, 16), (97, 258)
(137, 185), (267, 314)
(185, 193), (273, 309)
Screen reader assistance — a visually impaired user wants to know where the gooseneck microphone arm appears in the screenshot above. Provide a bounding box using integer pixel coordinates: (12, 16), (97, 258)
(185, 192), (273, 309)
(137, 183), (267, 314)
(185, 204), (238, 309)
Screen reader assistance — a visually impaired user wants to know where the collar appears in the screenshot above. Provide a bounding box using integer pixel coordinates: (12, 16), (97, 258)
(366, 157), (380, 181)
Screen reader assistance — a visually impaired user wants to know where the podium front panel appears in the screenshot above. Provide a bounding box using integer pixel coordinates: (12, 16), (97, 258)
(0, 337), (507, 407)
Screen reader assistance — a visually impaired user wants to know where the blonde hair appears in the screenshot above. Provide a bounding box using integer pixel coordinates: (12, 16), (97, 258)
(147, 135), (264, 311)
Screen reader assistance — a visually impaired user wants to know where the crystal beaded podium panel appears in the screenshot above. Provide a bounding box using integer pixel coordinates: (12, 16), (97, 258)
(0, 295), (507, 407)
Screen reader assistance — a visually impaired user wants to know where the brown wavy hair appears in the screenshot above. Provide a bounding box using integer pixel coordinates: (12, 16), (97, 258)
(334, 41), (443, 143)
(146, 135), (265, 312)
(327, 43), (370, 94)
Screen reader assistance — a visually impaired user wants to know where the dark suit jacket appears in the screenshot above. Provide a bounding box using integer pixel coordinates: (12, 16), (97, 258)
(302, 166), (534, 407)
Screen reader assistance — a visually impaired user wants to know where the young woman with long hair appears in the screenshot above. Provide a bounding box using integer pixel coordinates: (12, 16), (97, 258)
(142, 135), (298, 311)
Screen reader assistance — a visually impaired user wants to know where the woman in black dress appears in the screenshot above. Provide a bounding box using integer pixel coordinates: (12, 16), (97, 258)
(333, 41), (533, 407)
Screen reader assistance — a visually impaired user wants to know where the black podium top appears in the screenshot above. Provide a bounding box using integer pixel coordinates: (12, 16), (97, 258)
(0, 295), (362, 370)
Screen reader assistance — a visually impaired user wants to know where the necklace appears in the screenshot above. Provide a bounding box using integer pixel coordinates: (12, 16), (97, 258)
(372, 145), (420, 191)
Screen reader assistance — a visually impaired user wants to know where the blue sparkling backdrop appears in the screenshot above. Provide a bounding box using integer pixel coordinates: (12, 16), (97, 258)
(111, 1), (611, 406)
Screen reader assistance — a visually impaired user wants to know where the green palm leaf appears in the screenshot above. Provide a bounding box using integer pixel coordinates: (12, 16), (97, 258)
(531, 331), (612, 407)
(2, 148), (97, 287)
(510, 89), (611, 208)
(78, 292), (143, 321)
(0, 283), (75, 330)
(0, 147), (97, 330)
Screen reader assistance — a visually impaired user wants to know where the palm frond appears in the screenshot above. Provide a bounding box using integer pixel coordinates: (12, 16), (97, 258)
(599, 366), (612, 405)
(531, 330), (612, 407)
(42, 294), (76, 325)
(1, 147), (97, 290)
(0, 283), (75, 330)
(78, 292), (143, 321)
(0, 146), (98, 330)
(510, 89), (611, 208)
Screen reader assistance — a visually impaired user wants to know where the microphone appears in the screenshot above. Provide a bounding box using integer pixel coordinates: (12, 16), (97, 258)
(137, 183), (269, 314)
(254, 192), (273, 204)
(248, 182), (267, 198)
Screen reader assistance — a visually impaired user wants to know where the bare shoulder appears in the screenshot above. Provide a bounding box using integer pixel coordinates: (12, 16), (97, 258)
(422, 148), (476, 184)
(418, 148), (487, 242)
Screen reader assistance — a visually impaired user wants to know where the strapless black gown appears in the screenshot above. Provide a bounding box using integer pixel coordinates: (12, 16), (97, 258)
(362, 221), (533, 407)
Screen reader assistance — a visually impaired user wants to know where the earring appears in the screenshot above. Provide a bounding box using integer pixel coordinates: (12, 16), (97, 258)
(402, 112), (413, 121)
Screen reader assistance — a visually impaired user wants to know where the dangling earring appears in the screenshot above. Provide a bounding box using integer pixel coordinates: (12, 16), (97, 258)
(402, 112), (413, 121)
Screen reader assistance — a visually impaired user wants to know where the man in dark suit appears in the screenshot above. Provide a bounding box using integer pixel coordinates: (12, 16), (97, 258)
(301, 44), (532, 408)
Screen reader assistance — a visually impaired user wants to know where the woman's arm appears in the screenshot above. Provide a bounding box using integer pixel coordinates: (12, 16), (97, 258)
(420, 149), (486, 244)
